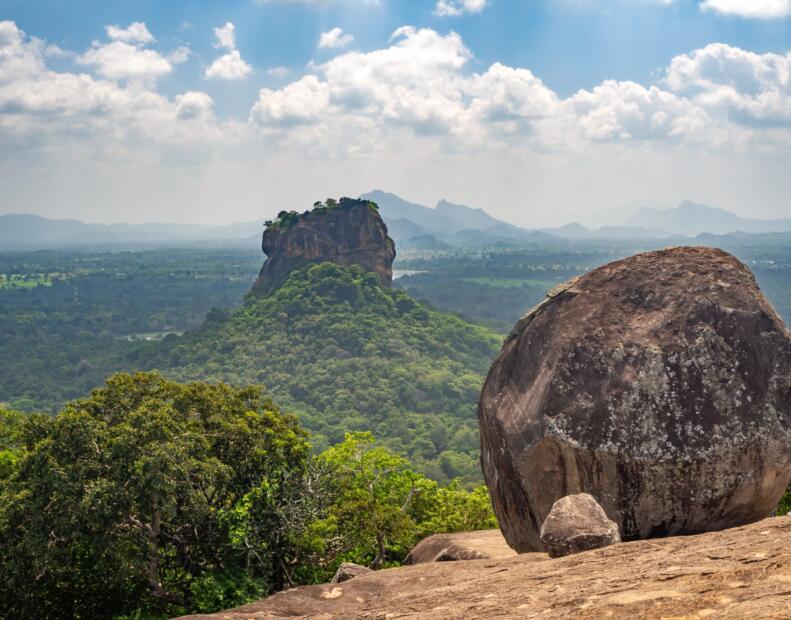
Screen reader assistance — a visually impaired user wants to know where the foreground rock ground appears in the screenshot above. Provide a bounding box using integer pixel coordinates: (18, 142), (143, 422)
(177, 518), (791, 619)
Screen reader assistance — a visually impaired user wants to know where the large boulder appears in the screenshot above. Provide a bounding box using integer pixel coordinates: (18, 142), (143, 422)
(479, 246), (791, 552)
(539, 493), (621, 558)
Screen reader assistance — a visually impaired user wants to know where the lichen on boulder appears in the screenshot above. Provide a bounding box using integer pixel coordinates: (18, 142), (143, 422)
(479, 246), (791, 552)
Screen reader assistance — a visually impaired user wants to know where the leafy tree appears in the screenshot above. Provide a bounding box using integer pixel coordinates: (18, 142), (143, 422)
(0, 372), (309, 619)
(0, 407), (26, 480)
(308, 433), (497, 572)
(318, 432), (430, 568)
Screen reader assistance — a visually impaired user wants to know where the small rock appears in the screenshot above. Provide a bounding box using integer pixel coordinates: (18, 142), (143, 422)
(331, 562), (373, 583)
(540, 493), (621, 558)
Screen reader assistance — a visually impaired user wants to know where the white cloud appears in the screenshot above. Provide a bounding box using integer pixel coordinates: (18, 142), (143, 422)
(267, 66), (290, 77)
(168, 46), (191, 64)
(700, 0), (791, 18)
(106, 22), (155, 44)
(175, 91), (214, 120)
(666, 43), (791, 126)
(78, 41), (174, 82)
(0, 20), (45, 80)
(0, 20), (217, 144)
(251, 75), (330, 124)
(205, 22), (252, 80)
(213, 22), (236, 50)
(434, 0), (488, 17)
(319, 27), (354, 49)
(204, 50), (252, 80)
(75, 22), (187, 83)
(560, 80), (710, 143)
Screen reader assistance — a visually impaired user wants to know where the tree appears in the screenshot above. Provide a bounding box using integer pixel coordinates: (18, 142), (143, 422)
(318, 432), (429, 568)
(0, 372), (309, 619)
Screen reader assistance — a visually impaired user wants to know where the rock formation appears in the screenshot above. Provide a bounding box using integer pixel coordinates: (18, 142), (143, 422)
(404, 530), (516, 564)
(251, 198), (396, 296)
(539, 493), (621, 558)
(478, 246), (791, 552)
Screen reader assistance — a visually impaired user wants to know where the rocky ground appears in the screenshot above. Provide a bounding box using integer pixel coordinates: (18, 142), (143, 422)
(178, 517), (791, 619)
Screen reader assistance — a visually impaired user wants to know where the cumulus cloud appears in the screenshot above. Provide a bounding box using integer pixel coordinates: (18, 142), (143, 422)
(251, 75), (330, 124)
(213, 22), (237, 50)
(266, 66), (290, 78)
(561, 81), (710, 143)
(205, 22), (252, 80)
(700, 0), (791, 18)
(666, 43), (791, 126)
(78, 41), (174, 81)
(319, 27), (353, 49)
(205, 50), (251, 80)
(434, 0), (488, 17)
(175, 91), (214, 120)
(0, 20), (217, 146)
(248, 24), (714, 148)
(106, 22), (155, 44)
(75, 22), (188, 83)
(0, 20), (45, 80)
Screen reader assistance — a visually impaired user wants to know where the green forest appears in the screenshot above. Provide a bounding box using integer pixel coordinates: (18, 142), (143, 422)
(0, 374), (495, 619)
(140, 263), (503, 484)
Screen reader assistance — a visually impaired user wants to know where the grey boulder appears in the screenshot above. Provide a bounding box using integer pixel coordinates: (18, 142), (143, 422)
(540, 493), (621, 558)
(479, 247), (791, 552)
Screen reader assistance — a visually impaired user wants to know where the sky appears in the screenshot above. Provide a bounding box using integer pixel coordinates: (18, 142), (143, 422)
(1, 0), (791, 227)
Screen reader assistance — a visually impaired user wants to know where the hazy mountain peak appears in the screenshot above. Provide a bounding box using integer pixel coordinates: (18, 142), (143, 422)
(626, 200), (791, 236)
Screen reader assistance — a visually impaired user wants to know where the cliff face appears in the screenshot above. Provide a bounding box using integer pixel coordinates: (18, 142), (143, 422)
(251, 198), (396, 296)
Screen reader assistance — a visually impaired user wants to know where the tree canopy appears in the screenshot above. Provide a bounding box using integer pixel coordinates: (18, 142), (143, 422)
(0, 373), (497, 619)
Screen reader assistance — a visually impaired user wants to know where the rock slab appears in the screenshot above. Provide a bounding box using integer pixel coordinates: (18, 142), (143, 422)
(330, 563), (372, 583)
(175, 517), (791, 620)
(251, 197), (396, 295)
(540, 493), (621, 558)
(478, 246), (791, 552)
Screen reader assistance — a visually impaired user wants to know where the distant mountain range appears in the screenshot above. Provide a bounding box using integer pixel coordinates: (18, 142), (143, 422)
(0, 213), (265, 248)
(2, 194), (790, 250)
(625, 200), (791, 236)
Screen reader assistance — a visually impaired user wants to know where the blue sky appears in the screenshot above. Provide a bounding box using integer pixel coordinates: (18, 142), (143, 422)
(1, 0), (791, 225)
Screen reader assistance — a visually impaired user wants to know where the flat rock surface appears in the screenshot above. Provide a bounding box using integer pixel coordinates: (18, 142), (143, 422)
(404, 529), (517, 564)
(176, 517), (791, 619)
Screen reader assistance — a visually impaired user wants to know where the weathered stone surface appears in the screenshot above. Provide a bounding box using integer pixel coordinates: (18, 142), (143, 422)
(404, 530), (517, 564)
(175, 517), (791, 620)
(479, 246), (791, 552)
(540, 493), (621, 558)
(251, 198), (396, 295)
(330, 562), (372, 583)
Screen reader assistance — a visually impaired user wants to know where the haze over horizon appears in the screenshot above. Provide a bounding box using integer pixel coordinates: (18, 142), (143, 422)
(2, 0), (791, 227)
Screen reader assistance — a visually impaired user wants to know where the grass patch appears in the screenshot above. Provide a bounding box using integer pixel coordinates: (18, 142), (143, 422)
(0, 274), (53, 289)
